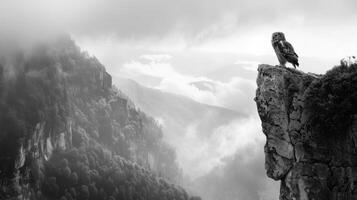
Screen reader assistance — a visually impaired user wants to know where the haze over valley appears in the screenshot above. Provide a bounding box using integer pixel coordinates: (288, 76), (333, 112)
(1, 0), (357, 200)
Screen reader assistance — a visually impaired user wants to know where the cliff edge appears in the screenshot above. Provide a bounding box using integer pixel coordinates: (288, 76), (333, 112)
(255, 64), (357, 200)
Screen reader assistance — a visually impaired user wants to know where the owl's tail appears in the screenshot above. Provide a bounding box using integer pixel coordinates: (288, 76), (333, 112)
(287, 55), (299, 68)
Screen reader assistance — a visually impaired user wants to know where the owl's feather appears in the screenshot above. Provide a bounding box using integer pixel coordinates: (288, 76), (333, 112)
(277, 41), (299, 67)
(278, 41), (298, 57)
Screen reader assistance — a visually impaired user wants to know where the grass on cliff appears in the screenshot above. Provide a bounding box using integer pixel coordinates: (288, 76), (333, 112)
(304, 64), (357, 137)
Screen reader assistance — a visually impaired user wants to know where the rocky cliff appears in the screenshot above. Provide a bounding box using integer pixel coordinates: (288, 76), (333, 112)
(0, 36), (196, 200)
(255, 64), (357, 200)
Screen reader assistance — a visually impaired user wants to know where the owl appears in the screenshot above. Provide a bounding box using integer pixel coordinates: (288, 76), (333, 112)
(271, 32), (299, 68)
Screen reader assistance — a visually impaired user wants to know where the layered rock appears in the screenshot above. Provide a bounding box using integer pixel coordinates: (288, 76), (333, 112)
(256, 64), (357, 200)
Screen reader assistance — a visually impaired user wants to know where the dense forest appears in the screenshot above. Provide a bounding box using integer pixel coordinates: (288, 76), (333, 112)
(0, 36), (199, 200)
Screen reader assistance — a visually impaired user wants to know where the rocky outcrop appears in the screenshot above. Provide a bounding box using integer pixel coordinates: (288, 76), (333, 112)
(255, 64), (357, 200)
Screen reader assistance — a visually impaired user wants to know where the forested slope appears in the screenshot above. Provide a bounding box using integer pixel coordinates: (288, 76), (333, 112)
(0, 36), (198, 200)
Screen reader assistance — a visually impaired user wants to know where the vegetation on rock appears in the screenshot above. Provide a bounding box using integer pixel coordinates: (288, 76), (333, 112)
(40, 146), (189, 200)
(304, 64), (357, 137)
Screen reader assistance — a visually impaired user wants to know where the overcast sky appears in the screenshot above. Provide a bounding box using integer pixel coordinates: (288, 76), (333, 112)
(2, 0), (357, 199)
(2, 0), (357, 61)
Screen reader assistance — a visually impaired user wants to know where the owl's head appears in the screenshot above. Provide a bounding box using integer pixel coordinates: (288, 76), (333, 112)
(271, 32), (286, 43)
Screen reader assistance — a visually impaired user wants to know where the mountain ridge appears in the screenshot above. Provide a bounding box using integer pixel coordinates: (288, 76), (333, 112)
(0, 36), (198, 200)
(114, 77), (242, 118)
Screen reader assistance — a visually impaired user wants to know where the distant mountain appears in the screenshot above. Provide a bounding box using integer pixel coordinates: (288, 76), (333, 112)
(114, 77), (244, 137)
(189, 81), (217, 93)
(113, 77), (246, 177)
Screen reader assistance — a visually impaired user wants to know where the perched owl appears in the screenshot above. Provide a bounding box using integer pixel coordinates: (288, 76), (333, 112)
(271, 32), (299, 68)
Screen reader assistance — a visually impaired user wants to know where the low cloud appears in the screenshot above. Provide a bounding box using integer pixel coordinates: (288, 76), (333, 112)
(120, 54), (256, 114)
(176, 116), (264, 178)
(190, 144), (279, 200)
(187, 117), (280, 200)
(234, 60), (261, 72)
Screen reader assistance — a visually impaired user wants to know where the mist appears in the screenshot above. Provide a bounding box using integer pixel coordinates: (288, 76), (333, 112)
(1, 0), (357, 200)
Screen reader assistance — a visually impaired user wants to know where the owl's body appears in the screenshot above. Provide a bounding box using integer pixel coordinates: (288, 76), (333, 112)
(271, 32), (299, 68)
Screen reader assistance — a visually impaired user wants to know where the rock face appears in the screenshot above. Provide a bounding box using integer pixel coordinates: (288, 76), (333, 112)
(0, 37), (194, 200)
(256, 64), (357, 200)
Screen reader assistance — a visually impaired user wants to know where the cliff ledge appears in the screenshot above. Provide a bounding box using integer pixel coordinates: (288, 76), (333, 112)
(255, 64), (357, 200)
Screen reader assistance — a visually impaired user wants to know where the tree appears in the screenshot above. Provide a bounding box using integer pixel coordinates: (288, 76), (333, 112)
(43, 177), (59, 197)
(63, 166), (71, 178)
(70, 172), (78, 184)
(79, 185), (90, 200)
(89, 184), (98, 200)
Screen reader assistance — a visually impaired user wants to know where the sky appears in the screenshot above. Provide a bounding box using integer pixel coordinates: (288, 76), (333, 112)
(2, 0), (357, 199)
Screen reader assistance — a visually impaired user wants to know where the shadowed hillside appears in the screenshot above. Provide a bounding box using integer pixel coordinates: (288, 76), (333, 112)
(0, 36), (198, 200)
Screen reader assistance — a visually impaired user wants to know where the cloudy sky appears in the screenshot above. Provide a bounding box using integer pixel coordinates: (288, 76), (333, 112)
(2, 0), (357, 199)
